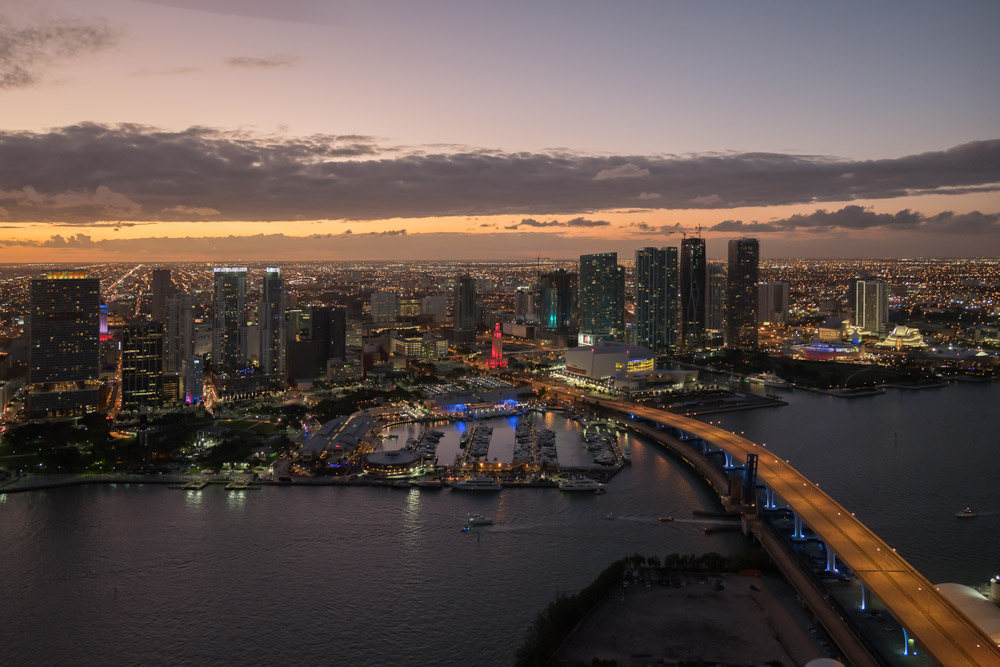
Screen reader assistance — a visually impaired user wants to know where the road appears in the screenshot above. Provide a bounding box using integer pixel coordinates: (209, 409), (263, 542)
(543, 386), (1000, 666)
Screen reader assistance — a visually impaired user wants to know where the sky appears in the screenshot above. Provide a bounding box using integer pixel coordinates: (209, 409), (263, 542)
(1, 0), (999, 261)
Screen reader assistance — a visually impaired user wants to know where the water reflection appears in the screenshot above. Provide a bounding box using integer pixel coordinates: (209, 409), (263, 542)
(184, 489), (203, 509)
(226, 490), (246, 509)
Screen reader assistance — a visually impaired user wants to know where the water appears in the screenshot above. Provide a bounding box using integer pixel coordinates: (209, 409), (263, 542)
(2, 385), (997, 665)
(0, 423), (739, 667)
(713, 380), (1000, 586)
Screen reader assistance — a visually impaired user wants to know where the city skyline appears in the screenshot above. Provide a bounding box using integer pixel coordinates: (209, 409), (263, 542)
(1, 1), (999, 260)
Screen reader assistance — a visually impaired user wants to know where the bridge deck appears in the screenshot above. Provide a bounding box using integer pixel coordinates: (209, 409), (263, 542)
(595, 399), (1000, 667)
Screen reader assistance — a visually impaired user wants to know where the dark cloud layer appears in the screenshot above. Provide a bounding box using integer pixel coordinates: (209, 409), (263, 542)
(0, 123), (998, 223)
(710, 205), (1000, 235)
(506, 217), (610, 230)
(0, 17), (118, 89)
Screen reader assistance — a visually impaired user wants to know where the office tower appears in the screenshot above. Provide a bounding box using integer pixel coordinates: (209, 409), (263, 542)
(453, 276), (477, 343)
(398, 297), (420, 320)
(370, 291), (398, 324)
(855, 281), (889, 335)
(122, 322), (164, 409)
(757, 281), (790, 324)
(259, 268), (285, 378)
(212, 267), (247, 371)
(634, 247), (678, 355)
(164, 293), (195, 373)
(285, 309), (310, 342)
(847, 274), (873, 313)
(706, 264), (725, 332)
(515, 286), (537, 323)
(679, 237), (707, 348)
(421, 295), (448, 323)
(151, 268), (174, 322)
(725, 238), (759, 350)
(330, 306), (347, 361)
(27, 271), (101, 416)
(309, 305), (348, 370)
(346, 319), (363, 349)
(183, 357), (204, 404)
(579, 252), (625, 337)
(539, 269), (578, 335)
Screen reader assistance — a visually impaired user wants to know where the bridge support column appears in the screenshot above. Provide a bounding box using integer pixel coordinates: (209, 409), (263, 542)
(764, 487), (778, 510)
(825, 545), (839, 573)
(792, 513), (806, 541)
(860, 582), (870, 611)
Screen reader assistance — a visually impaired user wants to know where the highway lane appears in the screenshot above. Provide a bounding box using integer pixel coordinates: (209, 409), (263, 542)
(544, 386), (1000, 667)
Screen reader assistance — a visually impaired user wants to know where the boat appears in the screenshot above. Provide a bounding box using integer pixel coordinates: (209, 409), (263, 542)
(467, 514), (494, 526)
(450, 477), (502, 492)
(559, 478), (606, 493)
(658, 516), (673, 522)
(410, 479), (443, 489)
(955, 507), (978, 518)
(605, 512), (615, 520)
(745, 372), (789, 388)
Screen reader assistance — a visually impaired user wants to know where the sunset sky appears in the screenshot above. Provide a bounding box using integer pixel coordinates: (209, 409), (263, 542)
(2, 0), (999, 261)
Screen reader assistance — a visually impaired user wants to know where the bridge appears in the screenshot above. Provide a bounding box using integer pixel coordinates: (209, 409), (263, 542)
(550, 388), (1000, 667)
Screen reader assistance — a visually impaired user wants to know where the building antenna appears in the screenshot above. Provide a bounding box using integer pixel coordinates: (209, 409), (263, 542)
(695, 225), (704, 238)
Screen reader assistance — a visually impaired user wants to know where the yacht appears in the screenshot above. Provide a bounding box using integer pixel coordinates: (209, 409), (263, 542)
(746, 372), (789, 388)
(559, 478), (606, 493)
(450, 477), (502, 492)
(955, 507), (978, 518)
(467, 514), (494, 526)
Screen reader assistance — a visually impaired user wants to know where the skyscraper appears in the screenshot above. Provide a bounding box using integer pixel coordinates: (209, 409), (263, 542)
(757, 281), (790, 325)
(855, 281), (889, 335)
(453, 276), (477, 343)
(514, 286), (537, 323)
(259, 267), (285, 378)
(634, 247), (678, 355)
(151, 268), (174, 323)
(725, 238), (759, 350)
(370, 291), (398, 324)
(579, 252), (625, 337)
(164, 293), (195, 374)
(706, 264), (725, 332)
(27, 271), (101, 416)
(122, 322), (164, 409)
(539, 270), (578, 335)
(212, 267), (247, 371)
(679, 237), (707, 348)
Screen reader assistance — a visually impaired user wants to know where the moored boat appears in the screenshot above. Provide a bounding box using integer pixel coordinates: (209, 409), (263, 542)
(450, 477), (502, 492)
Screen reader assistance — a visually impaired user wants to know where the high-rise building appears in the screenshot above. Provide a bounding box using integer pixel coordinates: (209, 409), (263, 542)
(855, 281), (889, 335)
(259, 267), (285, 378)
(706, 264), (725, 332)
(420, 295), (448, 323)
(539, 270), (578, 335)
(122, 322), (164, 409)
(679, 237), (707, 348)
(183, 357), (204, 404)
(309, 305), (348, 369)
(634, 247), (678, 355)
(453, 276), (477, 343)
(164, 293), (195, 373)
(370, 291), (398, 324)
(398, 297), (420, 320)
(725, 238), (759, 350)
(27, 271), (102, 416)
(757, 281), (790, 325)
(514, 286), (537, 323)
(212, 267), (247, 371)
(579, 252), (625, 337)
(151, 268), (174, 322)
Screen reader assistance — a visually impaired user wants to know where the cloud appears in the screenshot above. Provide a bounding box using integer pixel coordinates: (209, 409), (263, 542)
(708, 205), (1000, 235)
(131, 66), (201, 77)
(637, 192), (662, 200)
(0, 124), (998, 224)
(0, 17), (118, 90)
(628, 221), (684, 235)
(594, 163), (650, 181)
(507, 217), (611, 230)
(225, 54), (300, 69)
(163, 205), (221, 216)
(0, 185), (140, 216)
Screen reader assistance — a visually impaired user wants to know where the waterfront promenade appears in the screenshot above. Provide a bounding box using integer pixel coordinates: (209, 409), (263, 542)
(585, 395), (1000, 667)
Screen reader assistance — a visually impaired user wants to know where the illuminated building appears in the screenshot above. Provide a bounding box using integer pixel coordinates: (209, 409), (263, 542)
(725, 238), (759, 350)
(453, 276), (477, 343)
(539, 269), (577, 335)
(151, 268), (174, 323)
(121, 321), (164, 409)
(514, 286), (537, 323)
(875, 325), (927, 349)
(27, 271), (101, 417)
(855, 280), (889, 336)
(212, 267), (247, 371)
(757, 281), (790, 324)
(259, 268), (285, 378)
(578, 252), (624, 338)
(680, 237), (707, 348)
(488, 322), (507, 368)
(398, 297), (420, 319)
(706, 264), (725, 333)
(164, 293), (195, 373)
(563, 341), (655, 380)
(634, 247), (678, 355)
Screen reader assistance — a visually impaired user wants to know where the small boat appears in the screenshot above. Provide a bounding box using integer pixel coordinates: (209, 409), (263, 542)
(559, 478), (606, 493)
(658, 516), (673, 523)
(450, 477), (502, 492)
(467, 514), (494, 526)
(955, 507), (978, 518)
(605, 512), (615, 520)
